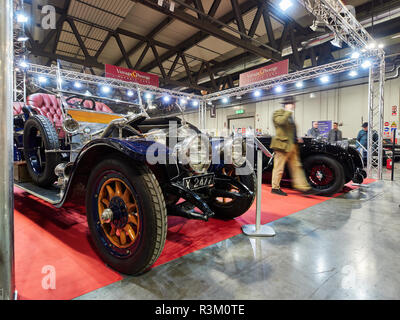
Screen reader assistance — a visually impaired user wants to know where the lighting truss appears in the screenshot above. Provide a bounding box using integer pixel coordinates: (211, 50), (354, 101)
(300, 0), (384, 53)
(25, 64), (199, 101)
(203, 57), (372, 102)
(367, 60), (385, 179)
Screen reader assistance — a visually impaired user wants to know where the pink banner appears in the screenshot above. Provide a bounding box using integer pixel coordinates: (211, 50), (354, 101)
(105, 64), (159, 87)
(239, 59), (289, 87)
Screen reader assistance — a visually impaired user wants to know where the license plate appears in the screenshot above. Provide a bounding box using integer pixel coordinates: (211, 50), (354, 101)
(182, 174), (215, 190)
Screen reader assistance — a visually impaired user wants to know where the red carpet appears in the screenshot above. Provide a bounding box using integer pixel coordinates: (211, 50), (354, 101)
(14, 179), (374, 300)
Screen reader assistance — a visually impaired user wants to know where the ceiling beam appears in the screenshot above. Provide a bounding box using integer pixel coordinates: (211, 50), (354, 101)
(138, 0), (258, 72)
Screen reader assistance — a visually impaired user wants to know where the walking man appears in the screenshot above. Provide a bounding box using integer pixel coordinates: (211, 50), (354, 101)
(270, 96), (313, 196)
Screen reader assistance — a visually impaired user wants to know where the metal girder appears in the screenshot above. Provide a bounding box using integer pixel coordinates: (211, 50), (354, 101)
(139, 0), (269, 72)
(135, 0), (280, 61)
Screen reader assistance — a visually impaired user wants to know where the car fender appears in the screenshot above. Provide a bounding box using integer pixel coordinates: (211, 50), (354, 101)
(56, 138), (173, 208)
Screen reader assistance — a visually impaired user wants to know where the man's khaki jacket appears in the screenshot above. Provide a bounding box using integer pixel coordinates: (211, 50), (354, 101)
(270, 109), (296, 153)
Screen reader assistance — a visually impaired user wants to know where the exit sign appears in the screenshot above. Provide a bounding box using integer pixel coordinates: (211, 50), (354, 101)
(236, 109), (244, 114)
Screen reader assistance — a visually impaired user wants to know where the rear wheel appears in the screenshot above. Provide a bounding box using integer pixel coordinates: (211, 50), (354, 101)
(207, 167), (256, 219)
(23, 115), (60, 187)
(304, 155), (344, 196)
(85, 157), (167, 275)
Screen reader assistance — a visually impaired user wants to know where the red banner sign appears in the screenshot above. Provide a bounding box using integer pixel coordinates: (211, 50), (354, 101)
(239, 59), (289, 87)
(105, 64), (159, 87)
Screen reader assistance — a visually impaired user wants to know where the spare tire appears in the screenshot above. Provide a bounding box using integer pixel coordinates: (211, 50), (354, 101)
(23, 115), (60, 187)
(303, 155), (345, 196)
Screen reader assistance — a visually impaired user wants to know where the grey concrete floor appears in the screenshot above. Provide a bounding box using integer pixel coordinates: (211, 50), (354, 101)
(76, 169), (400, 300)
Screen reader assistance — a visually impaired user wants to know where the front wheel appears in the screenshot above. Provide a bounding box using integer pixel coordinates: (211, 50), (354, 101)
(207, 168), (256, 219)
(303, 155), (345, 196)
(85, 157), (167, 275)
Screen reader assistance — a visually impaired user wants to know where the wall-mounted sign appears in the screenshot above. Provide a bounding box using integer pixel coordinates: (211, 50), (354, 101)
(315, 120), (332, 138)
(392, 106), (398, 116)
(105, 64), (159, 87)
(236, 109), (244, 114)
(239, 59), (289, 87)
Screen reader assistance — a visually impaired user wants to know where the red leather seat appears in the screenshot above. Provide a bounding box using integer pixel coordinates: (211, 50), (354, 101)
(13, 102), (25, 116)
(14, 93), (113, 138)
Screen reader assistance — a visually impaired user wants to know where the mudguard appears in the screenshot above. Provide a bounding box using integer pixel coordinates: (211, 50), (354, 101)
(57, 137), (175, 208)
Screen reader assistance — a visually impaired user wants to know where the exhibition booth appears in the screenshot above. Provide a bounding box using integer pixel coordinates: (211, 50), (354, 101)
(0, 0), (393, 301)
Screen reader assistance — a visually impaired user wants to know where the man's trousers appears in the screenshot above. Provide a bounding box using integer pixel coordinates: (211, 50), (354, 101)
(271, 144), (311, 191)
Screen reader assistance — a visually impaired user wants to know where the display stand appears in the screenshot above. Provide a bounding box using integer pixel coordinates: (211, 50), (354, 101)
(242, 139), (276, 237)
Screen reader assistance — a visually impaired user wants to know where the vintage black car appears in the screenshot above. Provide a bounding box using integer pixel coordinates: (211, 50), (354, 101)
(256, 135), (366, 196)
(13, 71), (256, 275)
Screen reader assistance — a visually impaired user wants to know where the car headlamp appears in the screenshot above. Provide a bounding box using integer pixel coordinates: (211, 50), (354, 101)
(176, 134), (211, 174)
(62, 117), (79, 135)
(225, 137), (247, 168)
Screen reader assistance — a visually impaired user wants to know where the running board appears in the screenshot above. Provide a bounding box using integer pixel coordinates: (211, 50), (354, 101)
(14, 181), (62, 205)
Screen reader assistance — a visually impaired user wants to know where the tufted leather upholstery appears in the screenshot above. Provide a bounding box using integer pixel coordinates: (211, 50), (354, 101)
(14, 93), (113, 138)
(13, 102), (25, 116)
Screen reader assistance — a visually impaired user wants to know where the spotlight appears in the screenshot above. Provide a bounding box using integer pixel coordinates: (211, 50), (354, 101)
(145, 92), (152, 100)
(330, 36), (342, 48)
(16, 13), (28, 23)
(274, 85), (283, 93)
(320, 75), (330, 83)
(222, 97), (229, 104)
(180, 98), (187, 105)
(361, 60), (371, 69)
(74, 81), (82, 89)
(101, 85), (111, 94)
(295, 81), (304, 88)
(127, 90), (134, 97)
(366, 42), (376, 50)
(162, 95), (171, 103)
(351, 51), (360, 59)
(378, 43), (384, 49)
(192, 100), (199, 107)
(279, 0), (293, 11)
(84, 90), (92, 96)
(310, 20), (325, 32)
(349, 70), (358, 77)
(253, 89), (262, 97)
(236, 95), (242, 100)
(38, 76), (47, 84)
(17, 31), (29, 42)
(19, 60), (29, 69)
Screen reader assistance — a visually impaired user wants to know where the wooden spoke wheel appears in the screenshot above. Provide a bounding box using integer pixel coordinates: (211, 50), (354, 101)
(98, 178), (140, 249)
(86, 157), (167, 275)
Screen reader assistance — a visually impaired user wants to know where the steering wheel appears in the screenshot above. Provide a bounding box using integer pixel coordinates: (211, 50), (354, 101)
(65, 95), (96, 111)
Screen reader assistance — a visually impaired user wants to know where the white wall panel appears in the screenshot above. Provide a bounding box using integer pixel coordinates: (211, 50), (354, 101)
(183, 76), (400, 139)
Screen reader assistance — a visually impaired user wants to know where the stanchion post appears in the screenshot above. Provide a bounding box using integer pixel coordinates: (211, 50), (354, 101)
(392, 128), (396, 181)
(255, 149), (262, 232)
(0, 0), (15, 300)
(242, 143), (275, 237)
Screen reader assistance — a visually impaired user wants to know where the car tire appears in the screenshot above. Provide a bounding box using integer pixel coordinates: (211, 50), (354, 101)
(303, 155), (345, 196)
(208, 170), (256, 219)
(85, 156), (167, 275)
(23, 115), (60, 187)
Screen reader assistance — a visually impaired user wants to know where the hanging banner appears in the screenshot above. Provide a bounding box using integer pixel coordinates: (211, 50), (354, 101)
(239, 59), (289, 87)
(105, 64), (159, 87)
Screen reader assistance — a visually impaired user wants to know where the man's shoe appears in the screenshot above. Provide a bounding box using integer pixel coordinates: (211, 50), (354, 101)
(302, 188), (319, 195)
(271, 188), (288, 196)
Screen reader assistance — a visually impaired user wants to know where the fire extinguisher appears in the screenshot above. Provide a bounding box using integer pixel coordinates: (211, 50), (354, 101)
(387, 158), (393, 170)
